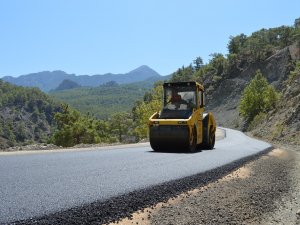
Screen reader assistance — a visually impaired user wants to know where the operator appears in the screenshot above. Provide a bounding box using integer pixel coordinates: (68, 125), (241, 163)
(170, 90), (182, 103)
(169, 90), (188, 109)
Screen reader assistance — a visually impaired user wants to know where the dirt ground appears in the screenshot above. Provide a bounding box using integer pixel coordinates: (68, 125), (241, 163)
(112, 145), (300, 225)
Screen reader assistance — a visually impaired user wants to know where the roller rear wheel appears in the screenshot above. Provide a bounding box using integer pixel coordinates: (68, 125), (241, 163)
(206, 127), (215, 150)
(188, 127), (197, 153)
(201, 116), (215, 150)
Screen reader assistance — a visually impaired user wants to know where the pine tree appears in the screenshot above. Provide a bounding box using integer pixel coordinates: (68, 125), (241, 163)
(239, 70), (278, 121)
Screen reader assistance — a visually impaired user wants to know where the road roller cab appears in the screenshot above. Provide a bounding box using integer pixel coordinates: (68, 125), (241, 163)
(148, 81), (216, 152)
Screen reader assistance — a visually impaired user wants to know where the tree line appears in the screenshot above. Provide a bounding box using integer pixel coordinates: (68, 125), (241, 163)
(51, 104), (133, 147)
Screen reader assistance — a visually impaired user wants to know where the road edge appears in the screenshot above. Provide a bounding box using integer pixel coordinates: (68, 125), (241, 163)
(13, 145), (274, 225)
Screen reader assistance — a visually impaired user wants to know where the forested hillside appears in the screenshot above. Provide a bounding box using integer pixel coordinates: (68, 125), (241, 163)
(0, 80), (62, 149)
(50, 80), (166, 119)
(132, 18), (300, 144)
(0, 78), (168, 149)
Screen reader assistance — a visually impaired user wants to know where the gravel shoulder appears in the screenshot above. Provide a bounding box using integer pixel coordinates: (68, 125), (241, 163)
(151, 146), (300, 225)
(112, 145), (300, 225)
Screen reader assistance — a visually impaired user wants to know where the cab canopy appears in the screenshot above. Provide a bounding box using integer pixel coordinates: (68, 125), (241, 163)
(160, 82), (204, 119)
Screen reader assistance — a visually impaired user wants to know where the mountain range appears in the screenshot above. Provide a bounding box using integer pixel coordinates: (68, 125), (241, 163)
(2, 65), (163, 92)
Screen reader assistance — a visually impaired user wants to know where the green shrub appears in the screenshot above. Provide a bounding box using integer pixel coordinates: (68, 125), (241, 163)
(239, 70), (279, 122)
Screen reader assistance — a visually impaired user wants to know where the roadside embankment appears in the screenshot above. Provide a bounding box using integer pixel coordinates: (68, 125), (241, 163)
(116, 146), (300, 225)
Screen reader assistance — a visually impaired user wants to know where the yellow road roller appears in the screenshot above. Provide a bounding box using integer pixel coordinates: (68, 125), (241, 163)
(148, 81), (216, 152)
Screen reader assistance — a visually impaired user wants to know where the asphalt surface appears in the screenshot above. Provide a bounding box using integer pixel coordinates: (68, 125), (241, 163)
(0, 128), (271, 224)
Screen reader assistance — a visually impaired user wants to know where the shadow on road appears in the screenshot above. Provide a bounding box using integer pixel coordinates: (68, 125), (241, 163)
(146, 149), (205, 154)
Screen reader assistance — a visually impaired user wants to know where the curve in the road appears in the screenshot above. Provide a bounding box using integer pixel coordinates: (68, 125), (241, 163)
(0, 128), (272, 224)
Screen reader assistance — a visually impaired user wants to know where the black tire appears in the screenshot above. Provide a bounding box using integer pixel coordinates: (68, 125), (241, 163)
(201, 116), (209, 149)
(150, 142), (162, 152)
(207, 127), (215, 150)
(201, 115), (215, 150)
(188, 127), (197, 153)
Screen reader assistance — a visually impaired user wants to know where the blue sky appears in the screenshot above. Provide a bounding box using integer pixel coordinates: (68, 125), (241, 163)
(0, 0), (299, 77)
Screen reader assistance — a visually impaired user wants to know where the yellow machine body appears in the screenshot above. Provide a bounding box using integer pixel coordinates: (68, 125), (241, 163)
(148, 81), (216, 152)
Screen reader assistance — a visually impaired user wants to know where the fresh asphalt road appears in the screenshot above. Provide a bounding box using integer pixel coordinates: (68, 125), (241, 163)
(0, 128), (271, 224)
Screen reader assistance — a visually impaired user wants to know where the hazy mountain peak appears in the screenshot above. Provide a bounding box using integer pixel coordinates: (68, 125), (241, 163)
(128, 65), (160, 76)
(2, 65), (162, 92)
(54, 79), (81, 91)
